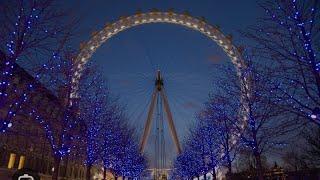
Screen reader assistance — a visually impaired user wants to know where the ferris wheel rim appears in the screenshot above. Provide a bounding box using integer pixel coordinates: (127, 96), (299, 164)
(70, 10), (252, 152)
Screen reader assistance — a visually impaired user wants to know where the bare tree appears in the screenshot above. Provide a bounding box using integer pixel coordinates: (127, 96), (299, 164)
(282, 125), (320, 171)
(302, 126), (320, 166)
(282, 146), (309, 171)
(235, 149), (269, 174)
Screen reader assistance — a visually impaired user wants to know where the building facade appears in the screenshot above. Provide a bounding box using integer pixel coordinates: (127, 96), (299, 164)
(0, 64), (87, 179)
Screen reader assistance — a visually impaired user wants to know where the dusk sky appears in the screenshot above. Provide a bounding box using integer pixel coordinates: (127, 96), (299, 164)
(64, 0), (264, 167)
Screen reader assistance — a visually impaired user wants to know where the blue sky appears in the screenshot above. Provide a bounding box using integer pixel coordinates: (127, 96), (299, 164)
(64, 0), (263, 167)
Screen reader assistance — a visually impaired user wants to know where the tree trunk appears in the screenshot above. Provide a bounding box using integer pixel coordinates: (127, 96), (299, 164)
(63, 156), (69, 178)
(227, 153), (232, 173)
(86, 164), (92, 180)
(254, 152), (264, 180)
(103, 167), (107, 180)
(224, 119), (232, 174)
(250, 114), (263, 180)
(211, 169), (216, 180)
(0, 50), (7, 74)
(52, 156), (61, 180)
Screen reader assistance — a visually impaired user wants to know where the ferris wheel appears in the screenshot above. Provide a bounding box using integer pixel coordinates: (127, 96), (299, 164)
(71, 10), (252, 173)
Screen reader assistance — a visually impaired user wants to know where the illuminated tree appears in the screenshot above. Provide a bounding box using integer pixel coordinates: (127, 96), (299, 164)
(31, 47), (87, 180)
(99, 104), (123, 179)
(27, 53), (82, 180)
(243, 0), (320, 125)
(0, 0), (77, 133)
(116, 123), (148, 179)
(172, 148), (202, 179)
(210, 55), (291, 179)
(172, 118), (221, 180)
(198, 95), (239, 174)
(0, 1), (79, 178)
(77, 68), (109, 180)
(99, 110), (147, 179)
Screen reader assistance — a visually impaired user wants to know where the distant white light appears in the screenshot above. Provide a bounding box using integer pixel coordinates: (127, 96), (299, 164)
(311, 114), (317, 119)
(7, 123), (12, 128)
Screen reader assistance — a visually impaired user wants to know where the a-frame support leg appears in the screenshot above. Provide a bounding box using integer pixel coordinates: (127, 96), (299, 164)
(140, 88), (158, 152)
(160, 89), (182, 154)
